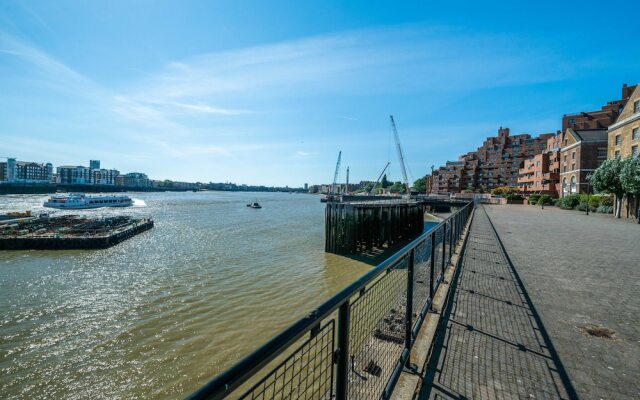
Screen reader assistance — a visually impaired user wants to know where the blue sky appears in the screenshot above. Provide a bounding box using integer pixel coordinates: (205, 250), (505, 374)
(1, 1), (639, 186)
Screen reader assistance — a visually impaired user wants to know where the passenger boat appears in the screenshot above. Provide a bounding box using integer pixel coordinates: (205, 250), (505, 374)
(246, 202), (262, 209)
(43, 193), (133, 209)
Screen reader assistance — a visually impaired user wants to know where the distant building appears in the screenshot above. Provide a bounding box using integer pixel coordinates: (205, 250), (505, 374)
(431, 127), (552, 193)
(122, 172), (150, 188)
(304, 183), (308, 191)
(57, 160), (118, 186)
(0, 158), (53, 184)
(57, 165), (93, 185)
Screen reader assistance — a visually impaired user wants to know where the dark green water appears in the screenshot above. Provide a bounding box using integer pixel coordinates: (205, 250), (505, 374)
(0, 192), (371, 399)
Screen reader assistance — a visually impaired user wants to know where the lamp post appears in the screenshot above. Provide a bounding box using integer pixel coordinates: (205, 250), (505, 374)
(585, 173), (592, 216)
(430, 165), (434, 195)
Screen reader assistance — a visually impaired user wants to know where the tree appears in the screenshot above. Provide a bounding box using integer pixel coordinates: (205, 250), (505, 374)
(412, 176), (427, 193)
(380, 174), (391, 188)
(620, 156), (640, 223)
(591, 158), (625, 218)
(389, 181), (405, 193)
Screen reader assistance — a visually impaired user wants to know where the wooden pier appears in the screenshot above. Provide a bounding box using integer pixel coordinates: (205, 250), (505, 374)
(0, 216), (154, 250)
(325, 200), (425, 255)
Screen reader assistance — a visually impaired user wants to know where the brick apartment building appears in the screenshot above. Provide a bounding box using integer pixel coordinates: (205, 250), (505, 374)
(562, 84), (636, 131)
(517, 134), (562, 196)
(607, 84), (640, 219)
(432, 127), (552, 193)
(558, 128), (608, 196)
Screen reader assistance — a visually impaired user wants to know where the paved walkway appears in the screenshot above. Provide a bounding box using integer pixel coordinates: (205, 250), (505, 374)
(419, 206), (576, 399)
(484, 205), (640, 399)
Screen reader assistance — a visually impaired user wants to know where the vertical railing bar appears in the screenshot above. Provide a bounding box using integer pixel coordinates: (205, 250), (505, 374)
(429, 230), (436, 303)
(441, 223), (446, 276)
(335, 301), (350, 400)
(405, 249), (415, 353)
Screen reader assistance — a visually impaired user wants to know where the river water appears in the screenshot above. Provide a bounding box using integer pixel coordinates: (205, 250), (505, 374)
(0, 192), (373, 399)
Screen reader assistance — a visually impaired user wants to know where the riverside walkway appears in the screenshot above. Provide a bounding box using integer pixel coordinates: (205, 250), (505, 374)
(419, 206), (576, 399)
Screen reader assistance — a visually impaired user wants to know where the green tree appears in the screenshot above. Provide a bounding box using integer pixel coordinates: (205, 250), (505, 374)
(620, 156), (640, 223)
(412, 176), (427, 193)
(591, 158), (625, 218)
(380, 174), (392, 188)
(389, 181), (405, 193)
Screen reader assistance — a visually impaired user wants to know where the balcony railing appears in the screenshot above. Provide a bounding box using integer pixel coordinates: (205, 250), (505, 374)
(188, 202), (475, 400)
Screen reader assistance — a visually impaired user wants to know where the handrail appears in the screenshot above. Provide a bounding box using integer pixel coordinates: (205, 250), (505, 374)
(188, 201), (474, 400)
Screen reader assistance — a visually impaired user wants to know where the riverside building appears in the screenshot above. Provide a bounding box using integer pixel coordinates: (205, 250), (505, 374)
(432, 127), (552, 193)
(0, 158), (53, 184)
(57, 160), (119, 186)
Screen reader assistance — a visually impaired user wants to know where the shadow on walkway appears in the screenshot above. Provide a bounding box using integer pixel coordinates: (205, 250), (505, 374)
(418, 206), (578, 400)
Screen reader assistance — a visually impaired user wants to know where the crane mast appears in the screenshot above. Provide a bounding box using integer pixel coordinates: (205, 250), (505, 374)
(390, 115), (410, 195)
(331, 151), (342, 195)
(371, 162), (390, 194)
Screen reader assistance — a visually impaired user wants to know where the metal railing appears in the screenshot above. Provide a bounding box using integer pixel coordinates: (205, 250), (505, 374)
(188, 202), (475, 400)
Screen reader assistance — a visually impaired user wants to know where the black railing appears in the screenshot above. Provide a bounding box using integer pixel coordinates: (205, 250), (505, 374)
(188, 202), (475, 400)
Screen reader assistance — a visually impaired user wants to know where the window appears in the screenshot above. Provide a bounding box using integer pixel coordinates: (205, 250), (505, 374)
(571, 163), (575, 170)
(633, 128), (639, 141)
(615, 150), (621, 158)
(572, 152), (576, 160)
(536, 171), (540, 177)
(615, 135), (621, 145)
(568, 118), (575, 125)
(597, 148), (607, 158)
(633, 145), (639, 158)
(562, 177), (567, 194)
(570, 176), (576, 193)
(635, 100), (640, 113)
(563, 166), (567, 172)
(536, 161), (540, 167)
(563, 155), (567, 162)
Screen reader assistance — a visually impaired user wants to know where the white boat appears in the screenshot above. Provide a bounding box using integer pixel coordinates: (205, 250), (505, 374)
(43, 193), (133, 209)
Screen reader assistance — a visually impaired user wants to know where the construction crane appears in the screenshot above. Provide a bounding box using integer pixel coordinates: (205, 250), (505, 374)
(390, 115), (411, 195)
(370, 162), (390, 194)
(330, 151), (342, 195)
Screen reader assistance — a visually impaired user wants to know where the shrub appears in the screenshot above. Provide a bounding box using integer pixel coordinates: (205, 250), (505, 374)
(505, 193), (523, 201)
(599, 195), (614, 207)
(557, 194), (580, 209)
(553, 198), (562, 206)
(576, 202), (588, 212)
(528, 194), (540, 204)
(537, 194), (554, 205)
(588, 196), (601, 209)
(597, 205), (613, 214)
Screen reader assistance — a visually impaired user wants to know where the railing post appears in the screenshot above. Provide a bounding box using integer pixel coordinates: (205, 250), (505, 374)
(405, 249), (415, 354)
(336, 301), (350, 400)
(429, 231), (436, 301)
(441, 223), (447, 275)
(449, 220), (453, 262)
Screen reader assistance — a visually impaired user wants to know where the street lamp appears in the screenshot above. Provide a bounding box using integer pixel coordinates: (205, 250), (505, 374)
(430, 165), (434, 195)
(585, 173), (592, 216)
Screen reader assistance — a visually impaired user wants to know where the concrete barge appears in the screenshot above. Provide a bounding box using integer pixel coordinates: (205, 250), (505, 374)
(0, 215), (154, 250)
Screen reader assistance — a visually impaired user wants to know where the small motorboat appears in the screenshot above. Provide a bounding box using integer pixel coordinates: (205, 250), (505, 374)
(246, 202), (262, 209)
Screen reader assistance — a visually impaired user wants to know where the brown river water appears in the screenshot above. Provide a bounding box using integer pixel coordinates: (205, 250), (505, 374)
(0, 192), (373, 399)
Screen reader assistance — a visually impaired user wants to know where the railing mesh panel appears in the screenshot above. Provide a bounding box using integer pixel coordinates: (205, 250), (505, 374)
(347, 259), (408, 399)
(412, 238), (432, 324)
(239, 320), (335, 400)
